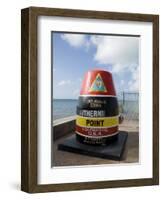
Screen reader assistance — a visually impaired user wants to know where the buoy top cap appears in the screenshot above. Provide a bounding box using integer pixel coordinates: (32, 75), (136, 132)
(87, 69), (112, 74)
(80, 69), (117, 96)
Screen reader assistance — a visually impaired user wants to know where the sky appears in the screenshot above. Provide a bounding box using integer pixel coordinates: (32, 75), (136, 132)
(52, 32), (139, 99)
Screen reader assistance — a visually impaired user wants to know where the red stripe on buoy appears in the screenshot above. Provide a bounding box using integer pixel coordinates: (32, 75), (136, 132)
(80, 69), (116, 96)
(76, 125), (118, 137)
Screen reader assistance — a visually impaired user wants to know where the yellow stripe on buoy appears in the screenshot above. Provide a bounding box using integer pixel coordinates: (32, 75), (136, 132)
(76, 115), (119, 128)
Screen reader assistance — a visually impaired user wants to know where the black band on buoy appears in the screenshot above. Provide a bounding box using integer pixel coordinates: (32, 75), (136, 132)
(77, 96), (119, 116)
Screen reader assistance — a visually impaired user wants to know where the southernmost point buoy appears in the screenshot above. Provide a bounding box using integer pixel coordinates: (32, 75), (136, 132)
(76, 69), (119, 145)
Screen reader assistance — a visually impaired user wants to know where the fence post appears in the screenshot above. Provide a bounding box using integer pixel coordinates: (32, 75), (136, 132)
(122, 91), (125, 106)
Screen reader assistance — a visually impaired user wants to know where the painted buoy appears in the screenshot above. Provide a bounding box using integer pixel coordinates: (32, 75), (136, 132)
(76, 69), (119, 145)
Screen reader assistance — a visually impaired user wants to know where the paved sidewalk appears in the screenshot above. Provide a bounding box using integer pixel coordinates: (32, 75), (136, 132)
(52, 120), (139, 167)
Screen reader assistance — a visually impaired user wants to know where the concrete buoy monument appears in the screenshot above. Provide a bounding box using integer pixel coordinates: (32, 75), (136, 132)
(76, 69), (119, 145)
(58, 69), (128, 161)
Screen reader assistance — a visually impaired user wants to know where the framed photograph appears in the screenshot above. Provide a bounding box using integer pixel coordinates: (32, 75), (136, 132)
(21, 7), (159, 193)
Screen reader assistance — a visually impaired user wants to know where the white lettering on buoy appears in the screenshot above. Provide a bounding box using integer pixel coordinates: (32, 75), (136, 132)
(79, 110), (105, 117)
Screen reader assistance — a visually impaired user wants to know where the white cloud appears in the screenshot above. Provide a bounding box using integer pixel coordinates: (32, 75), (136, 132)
(61, 34), (87, 48)
(120, 80), (124, 85)
(128, 66), (139, 91)
(57, 80), (71, 86)
(78, 78), (82, 82)
(73, 89), (80, 97)
(90, 35), (139, 92)
(90, 35), (139, 74)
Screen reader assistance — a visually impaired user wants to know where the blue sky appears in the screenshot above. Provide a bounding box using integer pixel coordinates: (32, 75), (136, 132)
(52, 32), (139, 99)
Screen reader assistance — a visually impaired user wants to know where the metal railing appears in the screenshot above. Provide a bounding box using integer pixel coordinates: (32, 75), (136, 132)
(118, 92), (139, 121)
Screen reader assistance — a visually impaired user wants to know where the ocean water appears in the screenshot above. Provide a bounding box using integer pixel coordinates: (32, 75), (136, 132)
(53, 99), (77, 120)
(53, 99), (139, 121)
